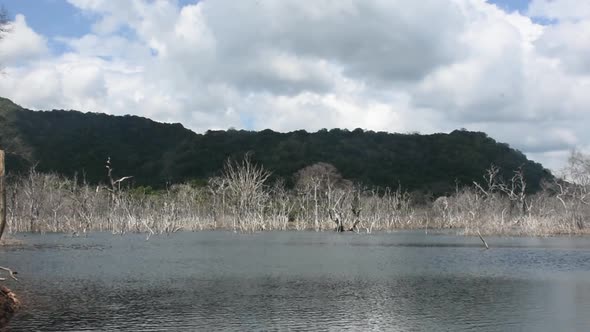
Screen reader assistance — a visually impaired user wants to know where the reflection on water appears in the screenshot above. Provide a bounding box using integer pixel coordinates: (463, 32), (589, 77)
(2, 231), (590, 331)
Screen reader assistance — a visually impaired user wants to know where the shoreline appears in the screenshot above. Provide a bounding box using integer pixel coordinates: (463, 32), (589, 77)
(4, 226), (590, 238)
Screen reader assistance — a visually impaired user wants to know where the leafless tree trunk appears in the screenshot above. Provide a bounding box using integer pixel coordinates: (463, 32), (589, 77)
(0, 150), (6, 240)
(221, 153), (271, 232)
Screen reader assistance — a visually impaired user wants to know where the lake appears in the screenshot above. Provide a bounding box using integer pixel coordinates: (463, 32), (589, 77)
(2, 231), (590, 331)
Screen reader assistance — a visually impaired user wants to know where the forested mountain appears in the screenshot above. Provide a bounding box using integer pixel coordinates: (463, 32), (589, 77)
(0, 97), (552, 194)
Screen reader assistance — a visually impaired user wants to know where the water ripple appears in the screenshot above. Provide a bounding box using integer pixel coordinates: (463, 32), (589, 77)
(3, 231), (590, 331)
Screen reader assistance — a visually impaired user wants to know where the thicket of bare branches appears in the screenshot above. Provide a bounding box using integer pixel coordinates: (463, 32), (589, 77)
(4, 156), (414, 235)
(4, 152), (590, 236)
(430, 155), (590, 236)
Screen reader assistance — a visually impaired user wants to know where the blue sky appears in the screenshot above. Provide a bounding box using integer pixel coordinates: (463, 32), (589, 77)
(2, 0), (199, 53)
(4, 0), (91, 38)
(0, 0), (588, 172)
(489, 0), (530, 12)
(4, 0), (199, 35)
(4, 0), (91, 54)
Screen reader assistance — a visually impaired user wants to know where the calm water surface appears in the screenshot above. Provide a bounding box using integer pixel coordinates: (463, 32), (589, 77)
(2, 231), (590, 331)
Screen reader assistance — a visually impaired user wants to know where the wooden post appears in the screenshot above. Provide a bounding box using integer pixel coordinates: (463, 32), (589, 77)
(0, 150), (6, 240)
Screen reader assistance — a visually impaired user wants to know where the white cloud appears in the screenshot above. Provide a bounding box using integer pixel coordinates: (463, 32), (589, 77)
(1, 0), (590, 172)
(534, 21), (590, 74)
(0, 14), (48, 66)
(528, 0), (590, 22)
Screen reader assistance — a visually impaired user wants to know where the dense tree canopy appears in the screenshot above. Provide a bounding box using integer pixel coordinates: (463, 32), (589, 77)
(0, 97), (552, 195)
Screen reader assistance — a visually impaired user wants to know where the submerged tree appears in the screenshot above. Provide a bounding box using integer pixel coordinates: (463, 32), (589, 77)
(295, 162), (344, 230)
(221, 153), (271, 232)
(557, 150), (590, 229)
(294, 162), (363, 232)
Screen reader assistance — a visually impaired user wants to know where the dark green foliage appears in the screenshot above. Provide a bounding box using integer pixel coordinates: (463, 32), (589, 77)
(0, 97), (552, 195)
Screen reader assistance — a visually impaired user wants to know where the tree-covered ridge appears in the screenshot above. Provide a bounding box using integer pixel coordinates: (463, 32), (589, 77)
(0, 97), (552, 195)
(0, 97), (196, 182)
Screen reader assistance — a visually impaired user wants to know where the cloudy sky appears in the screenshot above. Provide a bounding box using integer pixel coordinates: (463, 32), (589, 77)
(0, 0), (588, 172)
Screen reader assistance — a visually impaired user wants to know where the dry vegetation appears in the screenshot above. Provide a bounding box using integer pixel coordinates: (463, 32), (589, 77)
(4, 152), (590, 237)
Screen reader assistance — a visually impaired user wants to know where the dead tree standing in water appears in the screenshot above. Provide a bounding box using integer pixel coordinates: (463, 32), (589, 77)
(349, 190), (362, 232)
(222, 153), (271, 232)
(0, 150), (6, 240)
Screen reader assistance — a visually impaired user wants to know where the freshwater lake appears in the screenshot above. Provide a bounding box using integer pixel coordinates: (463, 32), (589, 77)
(2, 231), (590, 331)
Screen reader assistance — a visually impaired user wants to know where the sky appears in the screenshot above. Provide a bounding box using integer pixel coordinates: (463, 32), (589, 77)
(0, 0), (589, 173)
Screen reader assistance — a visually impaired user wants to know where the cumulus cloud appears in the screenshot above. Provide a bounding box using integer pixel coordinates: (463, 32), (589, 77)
(528, 0), (590, 22)
(534, 21), (590, 74)
(0, 14), (48, 66)
(0, 0), (589, 171)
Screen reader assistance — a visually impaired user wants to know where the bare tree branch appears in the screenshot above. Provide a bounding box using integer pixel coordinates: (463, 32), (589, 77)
(0, 266), (18, 281)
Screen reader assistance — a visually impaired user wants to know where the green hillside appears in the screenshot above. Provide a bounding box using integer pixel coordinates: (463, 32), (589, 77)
(0, 97), (552, 194)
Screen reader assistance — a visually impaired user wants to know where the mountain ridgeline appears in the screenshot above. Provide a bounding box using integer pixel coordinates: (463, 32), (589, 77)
(0, 97), (552, 195)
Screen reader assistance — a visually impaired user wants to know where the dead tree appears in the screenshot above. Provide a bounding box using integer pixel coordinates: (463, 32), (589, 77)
(560, 151), (590, 229)
(329, 208), (345, 232)
(328, 190), (362, 232)
(222, 153), (271, 232)
(106, 157), (133, 201)
(349, 190), (362, 232)
(295, 162), (345, 231)
(329, 191), (346, 232)
(473, 164), (502, 197)
(499, 166), (527, 217)
(0, 150), (6, 240)
(432, 196), (449, 226)
(208, 176), (228, 228)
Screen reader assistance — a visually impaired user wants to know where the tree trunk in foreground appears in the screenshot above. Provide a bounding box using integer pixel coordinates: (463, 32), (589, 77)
(0, 150), (6, 240)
